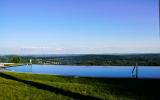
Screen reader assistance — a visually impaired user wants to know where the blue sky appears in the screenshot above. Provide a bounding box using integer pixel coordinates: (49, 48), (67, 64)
(0, 0), (159, 54)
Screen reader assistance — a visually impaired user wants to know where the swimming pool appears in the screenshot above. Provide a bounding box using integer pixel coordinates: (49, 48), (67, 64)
(5, 65), (160, 79)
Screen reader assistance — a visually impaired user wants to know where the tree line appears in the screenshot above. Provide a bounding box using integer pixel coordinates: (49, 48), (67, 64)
(0, 54), (160, 66)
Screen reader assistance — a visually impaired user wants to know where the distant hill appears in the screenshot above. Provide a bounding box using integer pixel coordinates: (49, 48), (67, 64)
(0, 54), (160, 66)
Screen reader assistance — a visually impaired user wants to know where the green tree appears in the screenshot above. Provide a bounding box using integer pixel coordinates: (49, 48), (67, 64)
(10, 56), (21, 63)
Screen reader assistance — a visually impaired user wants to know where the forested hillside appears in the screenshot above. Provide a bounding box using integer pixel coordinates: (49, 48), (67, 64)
(0, 54), (160, 66)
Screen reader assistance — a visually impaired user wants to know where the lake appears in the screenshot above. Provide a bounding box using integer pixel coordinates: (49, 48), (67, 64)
(5, 65), (160, 79)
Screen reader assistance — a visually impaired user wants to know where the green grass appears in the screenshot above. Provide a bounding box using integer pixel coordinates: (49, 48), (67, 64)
(3, 63), (23, 67)
(0, 72), (160, 100)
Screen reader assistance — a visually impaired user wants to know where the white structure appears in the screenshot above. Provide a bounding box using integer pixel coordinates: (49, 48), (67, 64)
(0, 63), (4, 67)
(0, 63), (14, 67)
(30, 59), (32, 64)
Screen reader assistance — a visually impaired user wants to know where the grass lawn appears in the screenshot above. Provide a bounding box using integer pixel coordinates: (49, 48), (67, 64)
(0, 72), (160, 100)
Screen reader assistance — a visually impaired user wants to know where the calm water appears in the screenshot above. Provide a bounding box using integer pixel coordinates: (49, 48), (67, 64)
(5, 65), (160, 79)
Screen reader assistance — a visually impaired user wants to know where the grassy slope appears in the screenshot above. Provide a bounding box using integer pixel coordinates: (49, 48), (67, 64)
(0, 72), (160, 100)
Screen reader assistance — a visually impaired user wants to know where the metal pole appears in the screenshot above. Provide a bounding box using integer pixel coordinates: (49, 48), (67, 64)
(136, 63), (138, 79)
(132, 66), (136, 78)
